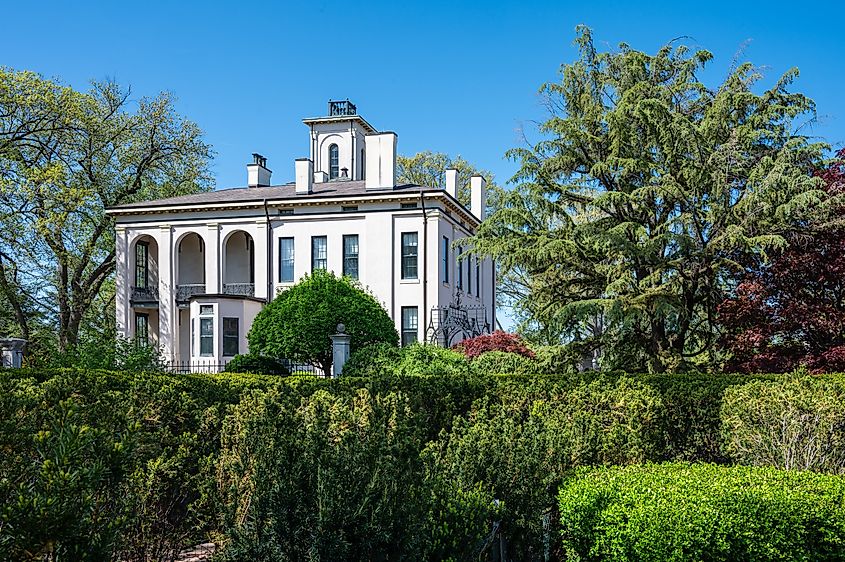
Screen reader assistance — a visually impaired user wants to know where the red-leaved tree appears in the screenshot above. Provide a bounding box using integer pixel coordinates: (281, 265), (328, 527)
(452, 330), (536, 360)
(718, 149), (845, 373)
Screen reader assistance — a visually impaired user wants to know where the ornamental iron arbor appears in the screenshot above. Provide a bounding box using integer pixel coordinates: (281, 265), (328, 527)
(427, 294), (490, 347)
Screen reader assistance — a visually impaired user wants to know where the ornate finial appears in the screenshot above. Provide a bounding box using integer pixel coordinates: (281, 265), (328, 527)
(336, 323), (346, 333)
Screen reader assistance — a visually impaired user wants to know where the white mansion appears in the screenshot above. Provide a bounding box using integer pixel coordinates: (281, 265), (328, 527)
(108, 101), (495, 368)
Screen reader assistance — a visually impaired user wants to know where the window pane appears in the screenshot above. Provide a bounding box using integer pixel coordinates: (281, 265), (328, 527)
(312, 236), (327, 271)
(467, 254), (472, 295)
(401, 306), (418, 347)
(329, 144), (339, 179)
(200, 304), (213, 315)
(135, 242), (148, 288)
(457, 246), (463, 290)
(223, 317), (239, 357)
(476, 259), (480, 297)
(442, 237), (449, 283)
(279, 237), (294, 282)
(343, 235), (359, 279)
(200, 317), (213, 356)
(401, 232), (418, 280)
(135, 313), (148, 346)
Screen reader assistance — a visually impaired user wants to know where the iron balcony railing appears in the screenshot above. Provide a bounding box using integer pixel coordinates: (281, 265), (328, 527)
(176, 283), (206, 303)
(222, 283), (255, 297)
(131, 285), (159, 305)
(328, 99), (356, 116)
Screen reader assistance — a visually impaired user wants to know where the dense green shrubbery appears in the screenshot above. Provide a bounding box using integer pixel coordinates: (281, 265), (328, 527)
(224, 353), (290, 376)
(558, 463), (845, 561)
(427, 376), (663, 558)
(722, 373), (845, 472)
(3, 368), (844, 560)
(0, 369), (276, 561)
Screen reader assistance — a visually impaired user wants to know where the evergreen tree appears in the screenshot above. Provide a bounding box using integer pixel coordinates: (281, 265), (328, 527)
(470, 27), (827, 372)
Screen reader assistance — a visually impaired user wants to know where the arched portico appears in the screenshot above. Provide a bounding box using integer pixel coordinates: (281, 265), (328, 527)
(222, 230), (255, 297)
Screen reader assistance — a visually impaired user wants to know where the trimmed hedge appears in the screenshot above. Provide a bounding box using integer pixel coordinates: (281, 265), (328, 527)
(2, 367), (840, 560)
(722, 374), (845, 472)
(224, 353), (290, 376)
(558, 463), (845, 561)
(0, 368), (278, 561)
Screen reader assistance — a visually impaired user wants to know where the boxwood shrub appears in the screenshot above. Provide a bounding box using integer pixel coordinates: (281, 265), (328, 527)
(558, 463), (845, 562)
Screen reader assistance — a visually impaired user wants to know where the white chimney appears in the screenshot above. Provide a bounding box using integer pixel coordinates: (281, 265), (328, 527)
(470, 175), (487, 221)
(313, 170), (328, 183)
(247, 153), (272, 187)
(295, 158), (313, 194)
(365, 132), (397, 190)
(445, 168), (458, 199)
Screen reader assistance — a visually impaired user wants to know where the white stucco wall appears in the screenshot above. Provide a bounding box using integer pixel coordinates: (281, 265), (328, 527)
(114, 193), (495, 363)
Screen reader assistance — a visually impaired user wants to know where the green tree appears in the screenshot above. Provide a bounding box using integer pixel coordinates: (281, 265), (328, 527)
(247, 270), (399, 373)
(0, 68), (212, 352)
(470, 27), (827, 372)
(397, 150), (497, 208)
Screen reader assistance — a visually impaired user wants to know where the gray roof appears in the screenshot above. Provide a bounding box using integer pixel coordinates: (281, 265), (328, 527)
(109, 180), (442, 210)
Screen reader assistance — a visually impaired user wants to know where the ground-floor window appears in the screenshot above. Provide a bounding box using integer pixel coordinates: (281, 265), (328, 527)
(401, 306), (418, 347)
(199, 305), (214, 356)
(135, 312), (149, 346)
(223, 317), (239, 357)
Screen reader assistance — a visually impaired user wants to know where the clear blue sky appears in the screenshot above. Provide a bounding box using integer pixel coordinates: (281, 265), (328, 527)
(5, 0), (843, 190)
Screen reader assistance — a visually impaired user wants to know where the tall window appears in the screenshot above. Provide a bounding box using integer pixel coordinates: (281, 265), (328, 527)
(343, 235), (359, 279)
(222, 317), (239, 357)
(442, 236), (449, 284)
(329, 144), (339, 179)
(467, 254), (472, 295)
(279, 237), (294, 282)
(135, 241), (148, 288)
(199, 304), (213, 357)
(457, 246), (464, 291)
(312, 236), (327, 271)
(401, 232), (418, 280)
(401, 306), (418, 347)
(135, 313), (149, 346)
(476, 259), (480, 297)
(360, 149), (365, 180)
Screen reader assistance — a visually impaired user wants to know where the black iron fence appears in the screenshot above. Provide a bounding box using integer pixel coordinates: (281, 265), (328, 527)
(163, 360), (324, 377)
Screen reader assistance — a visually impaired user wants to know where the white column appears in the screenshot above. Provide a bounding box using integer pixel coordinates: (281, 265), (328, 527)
(254, 221), (268, 300)
(206, 223), (220, 293)
(115, 227), (129, 338)
(157, 226), (175, 361)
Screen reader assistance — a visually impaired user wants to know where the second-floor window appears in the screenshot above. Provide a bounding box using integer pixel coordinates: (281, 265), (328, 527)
(329, 144), (339, 179)
(279, 237), (294, 282)
(343, 235), (359, 279)
(135, 241), (148, 288)
(401, 232), (418, 280)
(312, 236), (327, 271)
(442, 236), (449, 283)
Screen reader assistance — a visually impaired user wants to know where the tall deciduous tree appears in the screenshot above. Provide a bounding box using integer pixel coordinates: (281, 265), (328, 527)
(397, 151), (496, 207)
(470, 27), (827, 372)
(0, 68), (213, 351)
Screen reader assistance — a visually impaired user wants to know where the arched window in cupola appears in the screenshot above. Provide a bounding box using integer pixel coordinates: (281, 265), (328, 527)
(329, 144), (339, 179)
